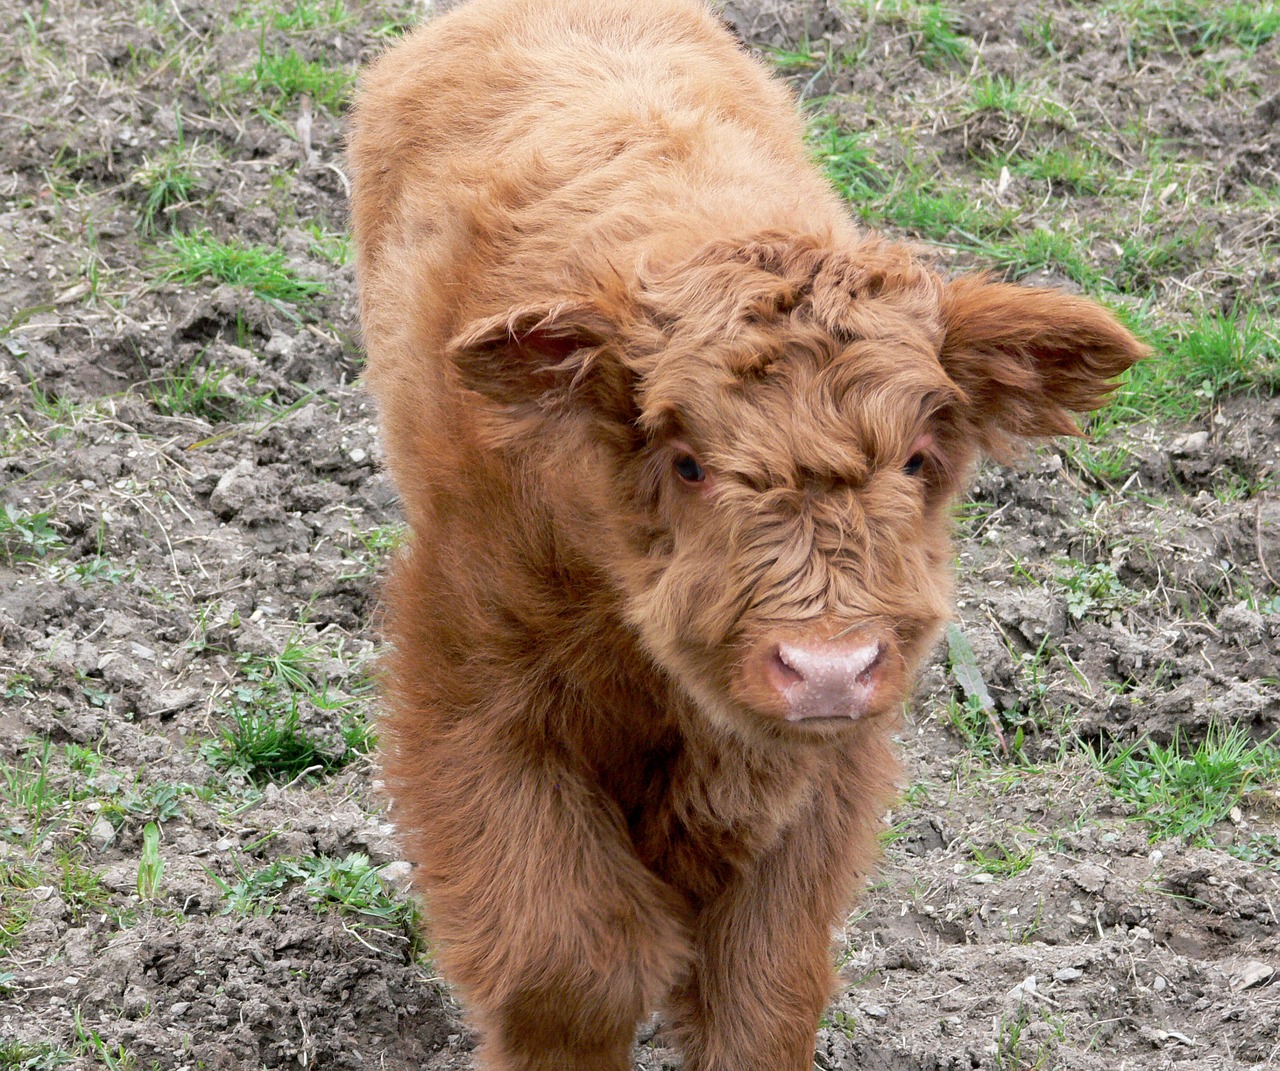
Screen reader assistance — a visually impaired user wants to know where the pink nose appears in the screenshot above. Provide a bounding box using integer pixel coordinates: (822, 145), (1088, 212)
(763, 635), (887, 721)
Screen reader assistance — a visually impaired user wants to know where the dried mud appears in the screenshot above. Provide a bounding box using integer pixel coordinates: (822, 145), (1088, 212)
(1, 1), (1277, 1069)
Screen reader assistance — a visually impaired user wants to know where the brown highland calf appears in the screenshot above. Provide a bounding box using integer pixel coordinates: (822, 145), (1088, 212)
(348, 1), (1146, 1067)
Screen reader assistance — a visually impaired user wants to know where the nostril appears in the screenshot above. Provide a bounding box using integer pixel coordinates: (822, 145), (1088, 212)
(855, 643), (884, 686)
(765, 644), (804, 694)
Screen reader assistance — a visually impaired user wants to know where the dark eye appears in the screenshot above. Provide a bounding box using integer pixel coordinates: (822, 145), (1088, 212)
(903, 453), (926, 477)
(674, 453), (705, 483)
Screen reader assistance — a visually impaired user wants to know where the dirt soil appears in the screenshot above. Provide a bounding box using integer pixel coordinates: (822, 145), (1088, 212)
(1, 0), (1278, 1069)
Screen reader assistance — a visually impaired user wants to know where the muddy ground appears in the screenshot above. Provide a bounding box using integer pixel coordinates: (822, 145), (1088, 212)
(1, 0), (1278, 1068)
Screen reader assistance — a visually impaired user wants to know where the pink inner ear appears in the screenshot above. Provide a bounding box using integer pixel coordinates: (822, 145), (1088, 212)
(513, 328), (588, 363)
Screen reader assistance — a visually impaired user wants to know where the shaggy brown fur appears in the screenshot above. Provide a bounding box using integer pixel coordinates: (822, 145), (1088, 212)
(347, 2), (1147, 1067)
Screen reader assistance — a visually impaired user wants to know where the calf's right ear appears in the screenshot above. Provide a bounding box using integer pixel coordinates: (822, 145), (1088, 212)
(939, 277), (1150, 452)
(446, 300), (637, 421)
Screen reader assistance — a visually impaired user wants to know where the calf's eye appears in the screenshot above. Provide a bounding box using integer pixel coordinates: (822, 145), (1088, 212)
(903, 453), (926, 477)
(674, 453), (705, 484)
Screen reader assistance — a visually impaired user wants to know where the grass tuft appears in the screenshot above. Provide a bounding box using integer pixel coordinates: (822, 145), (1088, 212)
(1095, 726), (1280, 843)
(159, 229), (325, 305)
(202, 636), (374, 784)
(0, 506), (62, 563)
(234, 47), (353, 112)
(809, 118), (885, 205)
(914, 2), (968, 67)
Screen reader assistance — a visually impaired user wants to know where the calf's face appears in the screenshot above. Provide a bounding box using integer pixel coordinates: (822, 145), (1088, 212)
(450, 236), (1146, 739)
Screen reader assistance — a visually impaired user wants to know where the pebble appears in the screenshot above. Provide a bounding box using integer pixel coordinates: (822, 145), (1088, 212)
(1153, 975), (1167, 992)
(1170, 430), (1209, 456)
(1008, 975), (1036, 999)
(970, 872), (994, 884)
(1232, 961), (1275, 991)
(1053, 968), (1082, 983)
(379, 861), (414, 888)
(348, 447), (368, 463)
(88, 816), (115, 849)
(861, 1004), (888, 1019)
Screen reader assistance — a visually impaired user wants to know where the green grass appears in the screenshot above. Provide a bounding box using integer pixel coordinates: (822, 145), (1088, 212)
(233, 0), (353, 32)
(1095, 726), (1280, 843)
(1105, 0), (1280, 55)
(0, 506), (62, 564)
(1, 741), (56, 841)
(762, 44), (824, 72)
(158, 229), (325, 305)
(913, 2), (968, 67)
(202, 636), (374, 784)
(137, 823), (165, 902)
(213, 851), (416, 932)
(966, 73), (1028, 117)
(809, 118), (885, 205)
(1057, 560), (1134, 623)
(54, 853), (114, 925)
(1106, 228), (1209, 294)
(881, 185), (1013, 243)
(233, 48), (353, 113)
(0, 1039), (74, 1071)
(337, 520), (406, 580)
(0, 861), (40, 955)
(1094, 308), (1280, 431)
(985, 227), (1101, 288)
(971, 839), (1036, 877)
(202, 700), (355, 784)
(305, 221), (350, 265)
(1000, 145), (1115, 196)
(128, 109), (204, 233)
(148, 359), (246, 422)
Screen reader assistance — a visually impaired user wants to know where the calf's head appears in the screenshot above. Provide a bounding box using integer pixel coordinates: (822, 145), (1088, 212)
(448, 234), (1147, 738)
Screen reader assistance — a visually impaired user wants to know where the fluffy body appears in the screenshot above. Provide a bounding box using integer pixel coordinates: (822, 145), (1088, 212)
(347, 2), (1146, 1068)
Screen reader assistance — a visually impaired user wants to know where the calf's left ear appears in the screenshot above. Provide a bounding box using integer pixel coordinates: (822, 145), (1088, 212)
(940, 276), (1150, 447)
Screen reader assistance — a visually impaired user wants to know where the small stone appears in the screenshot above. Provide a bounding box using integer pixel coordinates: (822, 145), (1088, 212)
(1232, 961), (1275, 991)
(861, 1004), (888, 1019)
(379, 861), (414, 889)
(1149, 849), (1163, 865)
(209, 459), (257, 520)
(1008, 976), (1036, 1000)
(1153, 975), (1167, 992)
(1053, 968), (1081, 983)
(970, 872), (994, 884)
(1170, 430), (1209, 456)
(1066, 863), (1108, 894)
(89, 816), (115, 849)
(348, 447), (368, 463)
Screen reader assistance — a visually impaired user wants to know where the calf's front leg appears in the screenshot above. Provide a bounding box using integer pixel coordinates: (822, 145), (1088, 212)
(390, 735), (692, 1071)
(667, 756), (892, 1071)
